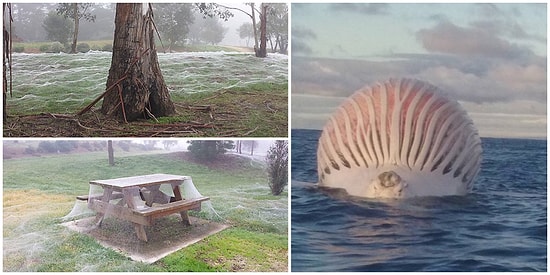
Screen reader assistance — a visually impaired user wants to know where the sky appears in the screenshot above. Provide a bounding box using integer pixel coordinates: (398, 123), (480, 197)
(219, 3), (253, 47)
(291, 3), (547, 139)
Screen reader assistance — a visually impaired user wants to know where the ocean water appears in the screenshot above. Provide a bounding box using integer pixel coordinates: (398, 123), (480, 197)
(291, 129), (547, 272)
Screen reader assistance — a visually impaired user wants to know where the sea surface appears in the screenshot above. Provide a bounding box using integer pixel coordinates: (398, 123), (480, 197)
(291, 129), (547, 272)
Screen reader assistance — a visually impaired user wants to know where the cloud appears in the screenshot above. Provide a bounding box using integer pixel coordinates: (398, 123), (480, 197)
(292, 53), (546, 105)
(470, 20), (546, 43)
(416, 21), (534, 59)
(330, 3), (389, 15)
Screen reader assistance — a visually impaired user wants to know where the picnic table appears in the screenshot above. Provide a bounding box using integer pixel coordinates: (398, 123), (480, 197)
(85, 173), (209, 242)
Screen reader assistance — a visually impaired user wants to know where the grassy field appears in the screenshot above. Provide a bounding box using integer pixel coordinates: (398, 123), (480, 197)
(3, 148), (288, 271)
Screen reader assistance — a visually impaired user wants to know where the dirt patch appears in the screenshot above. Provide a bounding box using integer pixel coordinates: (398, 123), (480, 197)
(3, 89), (287, 137)
(63, 215), (229, 263)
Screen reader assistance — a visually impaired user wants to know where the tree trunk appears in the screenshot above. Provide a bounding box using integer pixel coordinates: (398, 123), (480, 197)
(107, 140), (114, 166)
(70, 3), (78, 53)
(3, 4), (11, 122)
(255, 4), (267, 58)
(101, 3), (175, 122)
(250, 4), (259, 53)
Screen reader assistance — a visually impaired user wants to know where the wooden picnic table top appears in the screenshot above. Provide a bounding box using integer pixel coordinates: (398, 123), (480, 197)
(89, 173), (190, 189)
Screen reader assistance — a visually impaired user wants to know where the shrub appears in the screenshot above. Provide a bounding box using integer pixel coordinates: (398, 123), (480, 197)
(266, 140), (288, 196)
(39, 44), (50, 52)
(38, 141), (57, 153)
(49, 42), (65, 53)
(24, 146), (36, 155)
(187, 141), (234, 161)
(91, 44), (102, 51)
(13, 45), (24, 53)
(102, 44), (113, 52)
(76, 43), (90, 53)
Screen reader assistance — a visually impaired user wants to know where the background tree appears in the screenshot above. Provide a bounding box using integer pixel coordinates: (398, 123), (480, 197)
(11, 3), (55, 42)
(42, 11), (73, 45)
(154, 3), (194, 52)
(107, 140), (114, 166)
(56, 3), (96, 53)
(196, 2), (268, 57)
(4, 4), (12, 122)
(187, 140), (234, 161)
(200, 16), (227, 45)
(266, 140), (288, 196)
(98, 4), (175, 122)
(241, 140), (257, 155)
(266, 3), (288, 54)
(256, 3), (268, 57)
(162, 140), (178, 150)
(237, 22), (254, 47)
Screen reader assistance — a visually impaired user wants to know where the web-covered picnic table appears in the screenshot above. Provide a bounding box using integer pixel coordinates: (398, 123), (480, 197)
(83, 173), (209, 242)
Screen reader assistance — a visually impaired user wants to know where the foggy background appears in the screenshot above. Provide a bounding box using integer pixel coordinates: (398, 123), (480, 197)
(9, 3), (276, 48)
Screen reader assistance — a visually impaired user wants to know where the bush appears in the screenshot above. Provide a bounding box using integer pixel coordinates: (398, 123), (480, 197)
(91, 44), (102, 51)
(266, 140), (288, 196)
(39, 44), (50, 52)
(102, 44), (113, 52)
(187, 141), (234, 161)
(38, 141), (57, 153)
(13, 45), (24, 53)
(24, 146), (36, 155)
(76, 43), (90, 53)
(49, 42), (65, 53)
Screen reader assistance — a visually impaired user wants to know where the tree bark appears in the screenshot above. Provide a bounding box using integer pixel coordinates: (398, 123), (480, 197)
(107, 140), (114, 166)
(250, 3), (258, 54)
(101, 3), (175, 122)
(256, 4), (267, 58)
(70, 3), (78, 53)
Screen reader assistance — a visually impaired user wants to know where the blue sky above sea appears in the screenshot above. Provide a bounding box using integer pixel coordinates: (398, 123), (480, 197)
(291, 3), (547, 139)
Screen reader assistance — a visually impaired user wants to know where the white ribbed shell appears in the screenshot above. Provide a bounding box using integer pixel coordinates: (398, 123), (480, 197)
(317, 78), (482, 198)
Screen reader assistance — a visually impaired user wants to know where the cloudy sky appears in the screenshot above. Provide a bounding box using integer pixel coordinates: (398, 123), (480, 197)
(291, 3), (547, 139)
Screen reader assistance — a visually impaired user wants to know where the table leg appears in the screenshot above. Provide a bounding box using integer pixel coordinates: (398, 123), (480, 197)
(123, 188), (149, 242)
(94, 187), (113, 227)
(172, 183), (191, 226)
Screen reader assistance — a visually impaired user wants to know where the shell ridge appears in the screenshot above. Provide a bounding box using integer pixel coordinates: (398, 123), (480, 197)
(425, 103), (457, 165)
(349, 98), (373, 167)
(377, 82), (390, 163)
(413, 94), (443, 168)
(389, 79), (404, 165)
(453, 129), (480, 177)
(341, 103), (362, 168)
(329, 115), (352, 169)
(362, 91), (384, 166)
(430, 110), (465, 173)
(400, 82), (425, 168)
(407, 86), (436, 168)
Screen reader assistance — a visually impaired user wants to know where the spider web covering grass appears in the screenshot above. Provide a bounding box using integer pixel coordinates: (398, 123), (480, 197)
(7, 51), (287, 116)
(4, 51), (287, 137)
(3, 147), (288, 272)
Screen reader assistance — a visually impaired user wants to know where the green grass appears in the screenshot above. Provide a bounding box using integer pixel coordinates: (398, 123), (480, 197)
(161, 228), (287, 271)
(3, 149), (287, 271)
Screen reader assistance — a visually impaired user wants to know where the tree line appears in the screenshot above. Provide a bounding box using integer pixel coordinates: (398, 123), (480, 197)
(10, 3), (288, 54)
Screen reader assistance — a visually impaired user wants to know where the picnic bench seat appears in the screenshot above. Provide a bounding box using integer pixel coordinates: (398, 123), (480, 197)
(134, 196), (209, 217)
(88, 196), (210, 225)
(76, 192), (124, 201)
